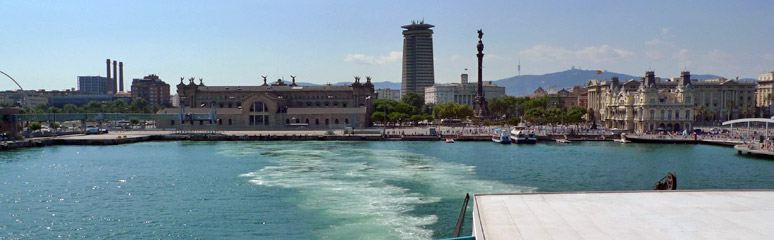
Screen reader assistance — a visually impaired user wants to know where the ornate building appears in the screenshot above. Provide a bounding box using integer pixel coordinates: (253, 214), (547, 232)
(157, 76), (375, 129)
(588, 71), (756, 133)
(756, 71), (774, 117)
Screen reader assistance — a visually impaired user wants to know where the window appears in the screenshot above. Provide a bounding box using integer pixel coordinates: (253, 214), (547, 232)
(650, 110), (654, 120)
(228, 119), (232, 125)
(286, 119), (290, 124)
(660, 110), (665, 120)
(650, 98), (655, 104)
(676, 112), (680, 120)
(171, 120), (175, 126)
(668, 110), (672, 120)
(345, 119), (349, 124)
(686, 110), (690, 120)
(335, 119), (339, 124)
(315, 119), (319, 125)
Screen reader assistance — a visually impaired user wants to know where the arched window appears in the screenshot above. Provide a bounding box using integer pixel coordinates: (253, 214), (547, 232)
(305, 119), (309, 124)
(286, 119), (290, 124)
(335, 119), (339, 124)
(315, 119), (319, 125)
(345, 118), (349, 124)
(325, 119), (329, 125)
(228, 119), (232, 125)
(295, 118), (300, 123)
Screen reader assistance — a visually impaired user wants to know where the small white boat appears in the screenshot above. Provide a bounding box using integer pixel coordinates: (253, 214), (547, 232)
(492, 129), (511, 144)
(445, 138), (455, 143)
(556, 139), (571, 143)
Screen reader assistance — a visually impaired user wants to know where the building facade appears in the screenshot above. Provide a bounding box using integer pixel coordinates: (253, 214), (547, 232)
(156, 77), (375, 130)
(78, 76), (113, 95)
(587, 71), (756, 132)
(401, 20), (435, 98)
(424, 74), (506, 106)
(756, 71), (774, 117)
(375, 88), (401, 101)
(131, 74), (171, 106)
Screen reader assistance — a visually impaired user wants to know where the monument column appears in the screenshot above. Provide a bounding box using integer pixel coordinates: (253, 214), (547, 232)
(473, 29), (490, 118)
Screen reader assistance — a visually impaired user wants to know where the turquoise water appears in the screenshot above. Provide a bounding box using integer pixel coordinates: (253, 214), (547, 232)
(1, 141), (773, 239)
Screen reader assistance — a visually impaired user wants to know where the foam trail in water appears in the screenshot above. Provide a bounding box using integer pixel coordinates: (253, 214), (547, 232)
(226, 142), (533, 239)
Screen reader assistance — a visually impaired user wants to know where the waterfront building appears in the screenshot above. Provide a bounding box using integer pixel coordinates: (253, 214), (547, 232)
(0, 89), (82, 108)
(156, 76), (375, 129)
(48, 95), (131, 108)
(756, 71), (774, 117)
(424, 73), (505, 107)
(530, 86), (586, 109)
(587, 71), (756, 132)
(170, 94), (180, 107)
(401, 20), (435, 98)
(375, 88), (401, 101)
(131, 74), (171, 106)
(78, 76), (114, 95)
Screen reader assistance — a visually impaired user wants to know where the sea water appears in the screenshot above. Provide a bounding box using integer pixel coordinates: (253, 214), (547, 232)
(1, 141), (773, 239)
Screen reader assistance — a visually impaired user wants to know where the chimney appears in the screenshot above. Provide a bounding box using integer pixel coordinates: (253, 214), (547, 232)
(112, 61), (118, 94)
(106, 59), (111, 79)
(119, 62), (124, 92)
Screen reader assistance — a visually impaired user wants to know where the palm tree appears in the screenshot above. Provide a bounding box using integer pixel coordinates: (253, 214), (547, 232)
(726, 101), (734, 121)
(696, 105), (707, 124)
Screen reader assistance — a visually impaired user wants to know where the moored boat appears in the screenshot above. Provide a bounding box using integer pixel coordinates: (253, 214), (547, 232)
(492, 129), (511, 144)
(445, 138), (455, 143)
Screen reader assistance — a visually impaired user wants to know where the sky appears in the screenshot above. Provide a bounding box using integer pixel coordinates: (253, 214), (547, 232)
(1, 0), (773, 93)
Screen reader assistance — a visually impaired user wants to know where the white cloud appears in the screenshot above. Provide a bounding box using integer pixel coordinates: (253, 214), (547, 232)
(575, 45), (634, 63)
(521, 44), (634, 64)
(673, 49), (689, 60)
(450, 55), (461, 60)
(706, 49), (730, 62)
(644, 39), (664, 46)
(646, 50), (663, 59)
(484, 53), (503, 61)
(519, 45), (572, 61)
(345, 51), (401, 65)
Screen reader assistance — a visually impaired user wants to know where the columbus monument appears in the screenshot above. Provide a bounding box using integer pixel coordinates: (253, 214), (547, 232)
(473, 29), (491, 118)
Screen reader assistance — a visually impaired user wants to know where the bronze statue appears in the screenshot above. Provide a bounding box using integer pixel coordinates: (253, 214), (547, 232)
(261, 76), (267, 84)
(477, 29), (483, 40)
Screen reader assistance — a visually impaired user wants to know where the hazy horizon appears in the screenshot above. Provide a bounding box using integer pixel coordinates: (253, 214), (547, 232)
(1, 0), (773, 92)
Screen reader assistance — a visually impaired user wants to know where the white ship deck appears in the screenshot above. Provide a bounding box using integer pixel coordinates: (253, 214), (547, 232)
(472, 190), (774, 240)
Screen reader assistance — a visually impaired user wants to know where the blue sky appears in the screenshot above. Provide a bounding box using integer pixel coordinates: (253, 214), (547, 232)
(1, 0), (773, 93)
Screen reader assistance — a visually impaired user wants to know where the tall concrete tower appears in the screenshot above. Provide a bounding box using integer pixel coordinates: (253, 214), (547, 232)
(401, 20), (435, 99)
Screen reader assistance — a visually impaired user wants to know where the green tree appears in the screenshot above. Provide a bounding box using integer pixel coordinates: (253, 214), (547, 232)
(393, 102), (415, 115)
(371, 112), (388, 122)
(506, 117), (521, 125)
(62, 104), (80, 113)
(401, 92), (424, 113)
(29, 122), (42, 131)
(130, 98), (150, 113)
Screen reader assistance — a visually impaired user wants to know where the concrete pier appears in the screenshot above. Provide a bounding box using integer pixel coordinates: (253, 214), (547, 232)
(472, 190), (774, 240)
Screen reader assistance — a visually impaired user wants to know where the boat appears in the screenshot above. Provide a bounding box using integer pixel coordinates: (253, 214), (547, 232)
(510, 127), (535, 144)
(445, 138), (455, 143)
(614, 133), (631, 143)
(492, 129), (511, 144)
(556, 139), (571, 143)
(527, 132), (537, 144)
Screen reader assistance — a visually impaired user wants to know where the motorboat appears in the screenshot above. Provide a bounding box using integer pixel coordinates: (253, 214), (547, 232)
(527, 132), (538, 144)
(510, 128), (534, 144)
(556, 139), (571, 143)
(445, 138), (455, 143)
(492, 129), (511, 144)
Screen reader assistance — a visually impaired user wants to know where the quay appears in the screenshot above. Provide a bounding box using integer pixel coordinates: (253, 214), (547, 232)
(471, 190), (774, 240)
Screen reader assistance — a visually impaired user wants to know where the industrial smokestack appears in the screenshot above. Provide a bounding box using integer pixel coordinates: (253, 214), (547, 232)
(112, 61), (118, 94)
(106, 59), (111, 79)
(119, 62), (124, 92)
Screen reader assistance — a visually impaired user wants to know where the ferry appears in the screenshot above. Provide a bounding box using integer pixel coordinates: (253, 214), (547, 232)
(509, 127), (536, 144)
(491, 129), (511, 144)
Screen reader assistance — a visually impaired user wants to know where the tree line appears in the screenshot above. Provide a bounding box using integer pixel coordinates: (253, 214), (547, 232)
(18, 99), (164, 114)
(371, 92), (588, 125)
